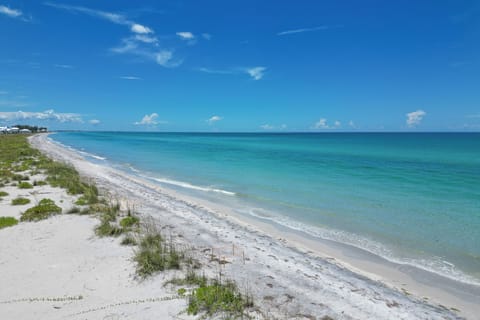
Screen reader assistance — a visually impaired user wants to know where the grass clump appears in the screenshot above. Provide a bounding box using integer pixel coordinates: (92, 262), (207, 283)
(95, 219), (123, 237)
(0, 191), (8, 197)
(134, 230), (184, 278)
(120, 215), (140, 229)
(166, 269), (208, 287)
(33, 180), (47, 186)
(0, 216), (18, 229)
(120, 234), (137, 246)
(20, 198), (62, 221)
(187, 280), (253, 318)
(18, 181), (33, 189)
(11, 197), (31, 205)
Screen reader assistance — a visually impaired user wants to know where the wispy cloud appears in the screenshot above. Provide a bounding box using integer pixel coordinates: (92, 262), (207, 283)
(0, 4), (30, 21)
(406, 110), (426, 127)
(277, 25), (342, 36)
(176, 32), (195, 40)
(348, 120), (357, 129)
(207, 115), (222, 125)
(89, 119), (100, 125)
(312, 118), (341, 129)
(45, 3), (183, 68)
(120, 76), (142, 80)
(54, 64), (74, 69)
(260, 124), (287, 130)
(134, 113), (165, 126)
(197, 67), (234, 75)
(246, 67), (266, 80)
(198, 66), (267, 80)
(0, 109), (83, 123)
(201, 33), (212, 40)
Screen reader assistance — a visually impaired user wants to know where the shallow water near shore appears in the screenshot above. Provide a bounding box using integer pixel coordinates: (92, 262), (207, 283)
(50, 132), (480, 286)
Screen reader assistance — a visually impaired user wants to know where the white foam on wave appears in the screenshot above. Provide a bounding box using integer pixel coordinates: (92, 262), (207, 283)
(77, 150), (107, 161)
(139, 174), (236, 196)
(243, 207), (480, 287)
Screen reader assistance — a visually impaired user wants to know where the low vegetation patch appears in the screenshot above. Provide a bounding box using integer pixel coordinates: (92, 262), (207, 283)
(18, 181), (33, 189)
(120, 215), (140, 230)
(0, 216), (18, 229)
(187, 280), (253, 318)
(20, 198), (62, 221)
(120, 234), (137, 246)
(11, 197), (31, 205)
(0, 191), (8, 197)
(134, 230), (184, 278)
(95, 218), (124, 237)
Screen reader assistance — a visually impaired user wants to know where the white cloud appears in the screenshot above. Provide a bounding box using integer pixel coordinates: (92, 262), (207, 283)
(406, 110), (426, 127)
(348, 120), (356, 128)
(314, 118), (329, 129)
(334, 120), (341, 127)
(277, 25), (342, 36)
(135, 34), (158, 44)
(176, 32), (195, 40)
(207, 115), (222, 125)
(131, 23), (152, 34)
(155, 50), (182, 67)
(120, 76), (142, 80)
(134, 113), (165, 126)
(0, 5), (21, 18)
(89, 119), (100, 125)
(246, 67), (266, 80)
(197, 67), (234, 75)
(54, 64), (74, 69)
(260, 124), (275, 130)
(202, 33), (212, 40)
(260, 124), (287, 130)
(0, 109), (83, 123)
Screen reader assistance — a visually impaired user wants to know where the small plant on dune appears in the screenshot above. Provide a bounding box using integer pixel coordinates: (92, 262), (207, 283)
(33, 180), (47, 186)
(187, 279), (253, 318)
(134, 229), (185, 278)
(166, 268), (208, 287)
(120, 215), (140, 230)
(0, 216), (18, 229)
(12, 174), (29, 181)
(20, 198), (62, 221)
(18, 181), (33, 189)
(0, 191), (8, 197)
(11, 197), (31, 205)
(120, 234), (137, 246)
(95, 215), (123, 237)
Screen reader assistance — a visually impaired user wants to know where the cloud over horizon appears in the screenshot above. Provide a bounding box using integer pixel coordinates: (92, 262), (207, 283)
(406, 110), (426, 127)
(134, 113), (165, 126)
(0, 109), (83, 123)
(207, 115), (222, 125)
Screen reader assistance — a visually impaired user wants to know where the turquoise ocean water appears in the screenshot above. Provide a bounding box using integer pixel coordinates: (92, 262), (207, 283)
(51, 132), (480, 285)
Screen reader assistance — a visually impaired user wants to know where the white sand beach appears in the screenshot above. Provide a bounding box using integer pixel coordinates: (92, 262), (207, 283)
(0, 133), (478, 319)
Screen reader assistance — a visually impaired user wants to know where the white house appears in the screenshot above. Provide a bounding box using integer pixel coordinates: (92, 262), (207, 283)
(19, 129), (31, 134)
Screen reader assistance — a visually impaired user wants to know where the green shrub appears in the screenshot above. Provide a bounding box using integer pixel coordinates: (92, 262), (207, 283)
(11, 197), (31, 205)
(120, 215), (140, 229)
(20, 198), (62, 221)
(187, 280), (253, 317)
(33, 180), (47, 186)
(74, 196), (88, 206)
(0, 191), (8, 197)
(18, 181), (33, 189)
(95, 219), (123, 237)
(0, 216), (18, 229)
(134, 232), (183, 278)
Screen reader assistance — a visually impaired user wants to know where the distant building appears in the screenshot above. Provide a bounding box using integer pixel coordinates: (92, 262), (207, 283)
(19, 129), (31, 134)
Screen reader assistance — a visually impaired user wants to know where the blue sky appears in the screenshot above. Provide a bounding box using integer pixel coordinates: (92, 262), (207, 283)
(0, 1), (479, 131)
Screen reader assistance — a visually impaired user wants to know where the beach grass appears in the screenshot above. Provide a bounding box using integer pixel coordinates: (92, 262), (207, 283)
(187, 279), (253, 318)
(21, 198), (62, 221)
(0, 191), (8, 197)
(0, 216), (18, 229)
(17, 181), (33, 189)
(11, 197), (31, 205)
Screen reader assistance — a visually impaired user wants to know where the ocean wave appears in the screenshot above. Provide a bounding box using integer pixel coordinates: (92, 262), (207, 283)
(138, 174), (236, 196)
(242, 207), (480, 287)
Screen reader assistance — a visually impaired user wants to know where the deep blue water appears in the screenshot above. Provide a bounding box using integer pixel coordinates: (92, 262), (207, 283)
(51, 132), (480, 284)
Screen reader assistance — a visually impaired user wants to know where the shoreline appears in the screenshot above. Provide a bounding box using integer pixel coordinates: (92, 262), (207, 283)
(28, 133), (479, 318)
